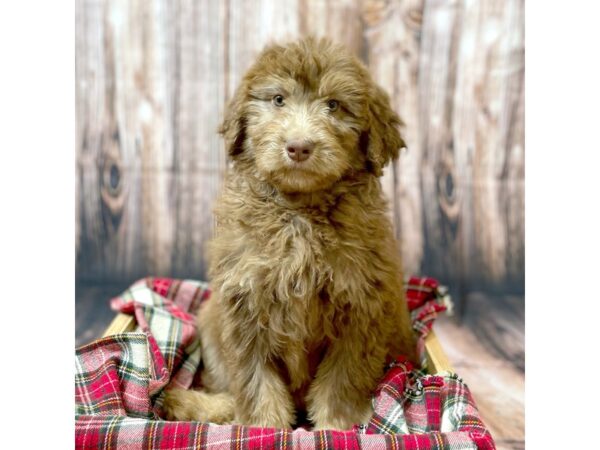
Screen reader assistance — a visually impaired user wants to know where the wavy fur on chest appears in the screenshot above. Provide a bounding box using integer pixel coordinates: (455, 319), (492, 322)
(205, 172), (405, 395)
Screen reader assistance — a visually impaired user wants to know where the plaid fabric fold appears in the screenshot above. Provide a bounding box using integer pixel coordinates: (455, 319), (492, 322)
(75, 277), (495, 449)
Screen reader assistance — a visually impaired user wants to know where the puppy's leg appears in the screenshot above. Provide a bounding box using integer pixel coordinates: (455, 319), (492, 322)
(388, 290), (419, 365)
(208, 292), (295, 428)
(306, 327), (384, 430)
(230, 357), (295, 428)
(307, 289), (413, 430)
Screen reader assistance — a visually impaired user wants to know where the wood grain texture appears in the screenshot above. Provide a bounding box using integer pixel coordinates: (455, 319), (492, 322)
(424, 330), (453, 373)
(76, 0), (524, 295)
(362, 0), (426, 270)
(102, 311), (136, 337)
(435, 292), (524, 449)
(401, 0), (523, 292)
(76, 281), (131, 346)
(167, 0), (227, 278)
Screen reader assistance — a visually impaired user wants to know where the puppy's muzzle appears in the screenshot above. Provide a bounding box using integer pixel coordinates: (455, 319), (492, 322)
(286, 139), (314, 163)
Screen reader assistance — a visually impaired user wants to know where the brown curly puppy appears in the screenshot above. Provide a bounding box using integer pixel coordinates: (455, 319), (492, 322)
(163, 37), (416, 430)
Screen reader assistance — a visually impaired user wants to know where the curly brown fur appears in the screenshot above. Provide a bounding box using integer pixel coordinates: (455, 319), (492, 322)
(163, 37), (416, 430)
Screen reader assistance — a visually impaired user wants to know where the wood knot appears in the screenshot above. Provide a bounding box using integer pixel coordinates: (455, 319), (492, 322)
(361, 0), (387, 27)
(99, 125), (126, 228)
(405, 7), (423, 30)
(437, 153), (460, 221)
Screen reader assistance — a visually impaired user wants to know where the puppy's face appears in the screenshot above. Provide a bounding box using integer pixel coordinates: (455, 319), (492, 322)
(245, 68), (367, 193)
(221, 38), (404, 193)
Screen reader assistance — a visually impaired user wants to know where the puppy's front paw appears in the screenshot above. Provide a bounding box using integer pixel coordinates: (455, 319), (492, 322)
(240, 410), (294, 430)
(310, 400), (372, 431)
(312, 418), (352, 431)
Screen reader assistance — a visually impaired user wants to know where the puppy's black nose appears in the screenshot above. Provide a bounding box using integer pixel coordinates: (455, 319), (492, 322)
(286, 140), (314, 163)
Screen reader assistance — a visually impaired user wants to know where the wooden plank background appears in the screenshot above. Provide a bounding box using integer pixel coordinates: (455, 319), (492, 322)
(76, 0), (524, 296)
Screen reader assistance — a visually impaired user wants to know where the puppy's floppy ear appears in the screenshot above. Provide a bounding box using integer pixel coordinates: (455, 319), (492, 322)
(361, 83), (405, 176)
(219, 83), (247, 157)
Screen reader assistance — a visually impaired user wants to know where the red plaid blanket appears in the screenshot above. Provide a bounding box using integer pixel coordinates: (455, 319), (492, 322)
(75, 277), (495, 449)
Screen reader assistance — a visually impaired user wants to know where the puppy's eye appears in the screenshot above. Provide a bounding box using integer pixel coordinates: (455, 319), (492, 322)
(272, 95), (285, 107)
(326, 99), (339, 112)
